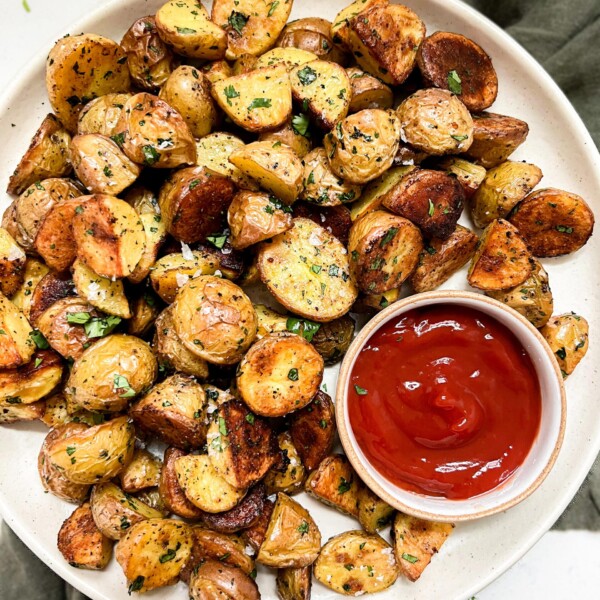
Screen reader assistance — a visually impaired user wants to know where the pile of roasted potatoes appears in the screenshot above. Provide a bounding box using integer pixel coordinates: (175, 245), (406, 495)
(0, 0), (593, 597)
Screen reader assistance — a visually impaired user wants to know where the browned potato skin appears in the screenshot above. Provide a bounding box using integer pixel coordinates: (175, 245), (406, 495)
(159, 166), (236, 244)
(7, 114), (72, 195)
(465, 112), (529, 168)
(120, 448), (163, 493)
(382, 168), (465, 240)
(346, 68), (394, 113)
(58, 502), (113, 570)
(120, 15), (177, 91)
(508, 188), (595, 257)
(28, 270), (76, 326)
(1, 202), (20, 243)
(292, 202), (352, 246)
(241, 497), (275, 552)
(411, 225), (479, 293)
(159, 447), (205, 520)
(290, 391), (336, 472)
(277, 566), (312, 600)
(278, 18), (349, 65)
(259, 121), (312, 159)
(417, 31), (498, 112)
(540, 313), (589, 377)
(189, 559), (260, 600)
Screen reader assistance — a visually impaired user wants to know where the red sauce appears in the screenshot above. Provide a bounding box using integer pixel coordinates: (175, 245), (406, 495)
(348, 305), (542, 500)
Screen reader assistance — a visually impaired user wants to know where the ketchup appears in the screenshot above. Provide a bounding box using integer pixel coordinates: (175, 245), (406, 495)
(348, 305), (542, 500)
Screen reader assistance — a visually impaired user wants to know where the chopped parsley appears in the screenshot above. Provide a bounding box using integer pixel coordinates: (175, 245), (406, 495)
(267, 1), (280, 17)
(218, 416), (228, 436)
(286, 317), (321, 342)
(297, 520), (310, 535)
(296, 65), (318, 86)
(128, 575), (145, 593)
(288, 368), (299, 381)
(245, 413), (255, 425)
(223, 85), (240, 106)
(555, 225), (573, 234)
(354, 384), (368, 395)
(428, 199), (435, 217)
(338, 477), (352, 494)
(292, 113), (310, 137)
(380, 227), (398, 248)
(206, 233), (228, 249)
(248, 98), (272, 111)
(29, 329), (49, 349)
(175, 26), (196, 34)
(228, 11), (248, 35)
(402, 553), (419, 564)
(447, 70), (462, 95)
(113, 374), (136, 398)
(141, 145), (160, 166)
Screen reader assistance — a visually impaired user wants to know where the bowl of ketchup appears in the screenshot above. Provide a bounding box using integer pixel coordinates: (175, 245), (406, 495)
(336, 290), (566, 522)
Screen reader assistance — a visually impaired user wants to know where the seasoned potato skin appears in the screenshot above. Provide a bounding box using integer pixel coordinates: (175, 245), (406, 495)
(58, 502), (113, 570)
(292, 202), (352, 246)
(347, 68), (394, 113)
(189, 558), (260, 600)
(276, 566), (312, 600)
(256, 47), (318, 72)
(77, 93), (132, 137)
(0, 291), (34, 369)
(259, 121), (312, 159)
(540, 313), (589, 377)
(119, 448), (163, 493)
(0, 227), (25, 297)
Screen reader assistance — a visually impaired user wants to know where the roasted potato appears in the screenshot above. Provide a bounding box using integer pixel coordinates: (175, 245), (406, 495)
(40, 392), (104, 430)
(468, 219), (532, 291)
(471, 161), (543, 229)
(257, 493), (321, 568)
(292, 201), (353, 246)
(155, 0), (226, 59)
(265, 431), (307, 495)
(324, 109), (401, 184)
(69, 134), (141, 195)
(508, 188), (595, 257)
(348, 210), (423, 294)
(232, 53), (259, 75)
(436, 157), (486, 199)
(212, 0), (292, 60)
(314, 530), (398, 595)
(236, 332), (324, 417)
(230, 141), (304, 205)
(201, 59), (233, 84)
(121, 15), (176, 91)
(77, 93), (132, 137)
(465, 112), (529, 168)
(115, 519), (193, 593)
(135, 487), (169, 516)
(417, 31), (498, 112)
(305, 454), (360, 517)
(311, 314), (355, 364)
(228, 191), (293, 250)
(189, 559), (260, 600)
(391, 513), (454, 581)
(0, 399), (46, 424)
(258, 218), (358, 322)
(241, 497), (275, 552)
(255, 47), (318, 71)
(130, 374), (208, 449)
(357, 486), (395, 534)
(276, 566), (312, 600)
(174, 453), (246, 513)
(212, 65), (292, 133)
(259, 121), (312, 159)
(330, 0), (382, 49)
(46, 34), (131, 132)
(487, 259), (553, 328)
(346, 68), (394, 113)
(126, 293), (157, 336)
(47, 416), (135, 484)
(9, 257), (50, 319)
(0, 227), (25, 297)
(540, 313), (589, 377)
(159, 66), (219, 138)
(346, 2), (425, 85)
(0, 292), (34, 369)
(7, 113), (72, 195)
(253, 303), (288, 339)
(119, 448), (163, 493)
(398, 88), (473, 155)
(359, 287), (400, 312)
(382, 168), (465, 240)
(58, 502), (113, 570)
(411, 224), (478, 293)
(1, 202), (21, 245)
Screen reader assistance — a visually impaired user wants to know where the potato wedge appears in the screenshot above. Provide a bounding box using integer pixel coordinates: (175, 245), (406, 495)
(0, 292), (34, 369)
(330, 0), (383, 49)
(508, 188), (595, 257)
(392, 513), (454, 581)
(471, 161), (543, 229)
(357, 486), (395, 534)
(212, 65), (292, 133)
(256, 47), (318, 71)
(265, 431), (307, 495)
(436, 157), (486, 199)
(212, 0), (292, 60)
(174, 454), (246, 513)
(0, 399), (46, 424)
(468, 219), (532, 291)
(130, 374), (208, 450)
(72, 194), (146, 279)
(411, 225), (479, 293)
(119, 448), (163, 493)
(276, 566), (312, 600)
(292, 202), (353, 246)
(115, 519), (193, 593)
(28, 270), (76, 326)
(7, 113), (72, 195)
(257, 493), (321, 568)
(77, 93), (132, 137)
(58, 502), (113, 570)
(0, 227), (25, 297)
(347, 67), (394, 113)
(155, 0), (226, 60)
(315, 530), (398, 594)
(259, 121), (313, 159)
(46, 34), (131, 132)
(189, 559), (260, 600)
(349, 211), (423, 294)
(290, 391), (336, 472)
(258, 218), (358, 322)
(540, 313), (589, 377)
(417, 31), (498, 112)
(305, 454), (360, 517)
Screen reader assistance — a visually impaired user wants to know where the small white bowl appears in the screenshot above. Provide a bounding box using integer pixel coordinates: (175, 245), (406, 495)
(336, 290), (566, 522)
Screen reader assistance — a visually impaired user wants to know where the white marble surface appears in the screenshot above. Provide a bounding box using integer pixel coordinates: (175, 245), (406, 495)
(0, 1), (598, 599)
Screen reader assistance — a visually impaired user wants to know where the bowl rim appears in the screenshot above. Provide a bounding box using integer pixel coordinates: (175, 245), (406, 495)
(335, 290), (567, 522)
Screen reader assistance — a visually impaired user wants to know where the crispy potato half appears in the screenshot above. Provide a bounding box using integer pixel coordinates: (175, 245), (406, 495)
(347, 68), (394, 113)
(0, 292), (34, 369)
(258, 218), (358, 322)
(330, 0), (382, 49)
(7, 113), (72, 195)
(236, 332), (324, 417)
(77, 93), (132, 137)
(189, 559), (260, 600)
(46, 34), (131, 132)
(468, 219), (532, 291)
(314, 530), (398, 595)
(0, 227), (25, 297)
(508, 188), (595, 257)
(311, 313), (355, 364)
(276, 566), (312, 600)
(540, 313), (589, 377)
(241, 497), (275, 552)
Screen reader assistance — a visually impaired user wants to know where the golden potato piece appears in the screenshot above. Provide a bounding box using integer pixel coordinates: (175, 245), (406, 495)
(392, 513), (454, 582)
(256, 47), (318, 71)
(58, 502), (113, 570)
(72, 194), (146, 279)
(276, 566), (312, 600)
(330, 0), (383, 49)
(540, 313), (589, 377)
(468, 219), (532, 291)
(259, 121), (313, 159)
(10, 258), (50, 319)
(357, 486), (395, 534)
(127, 293), (159, 337)
(0, 292), (34, 369)
(436, 157), (486, 199)
(231, 53), (259, 75)
(119, 448), (163, 493)
(155, 0), (226, 60)
(1, 202), (21, 248)
(189, 559), (260, 600)
(7, 113), (72, 195)
(314, 530), (398, 595)
(212, 65), (292, 133)
(257, 493), (321, 568)
(28, 270), (77, 327)
(172, 276), (257, 365)
(0, 227), (25, 297)
(237, 332), (324, 417)
(115, 519), (193, 593)
(265, 431), (307, 495)
(77, 93), (132, 137)
(258, 218), (358, 322)
(46, 34), (131, 132)
(347, 68), (394, 113)
(0, 399), (46, 424)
